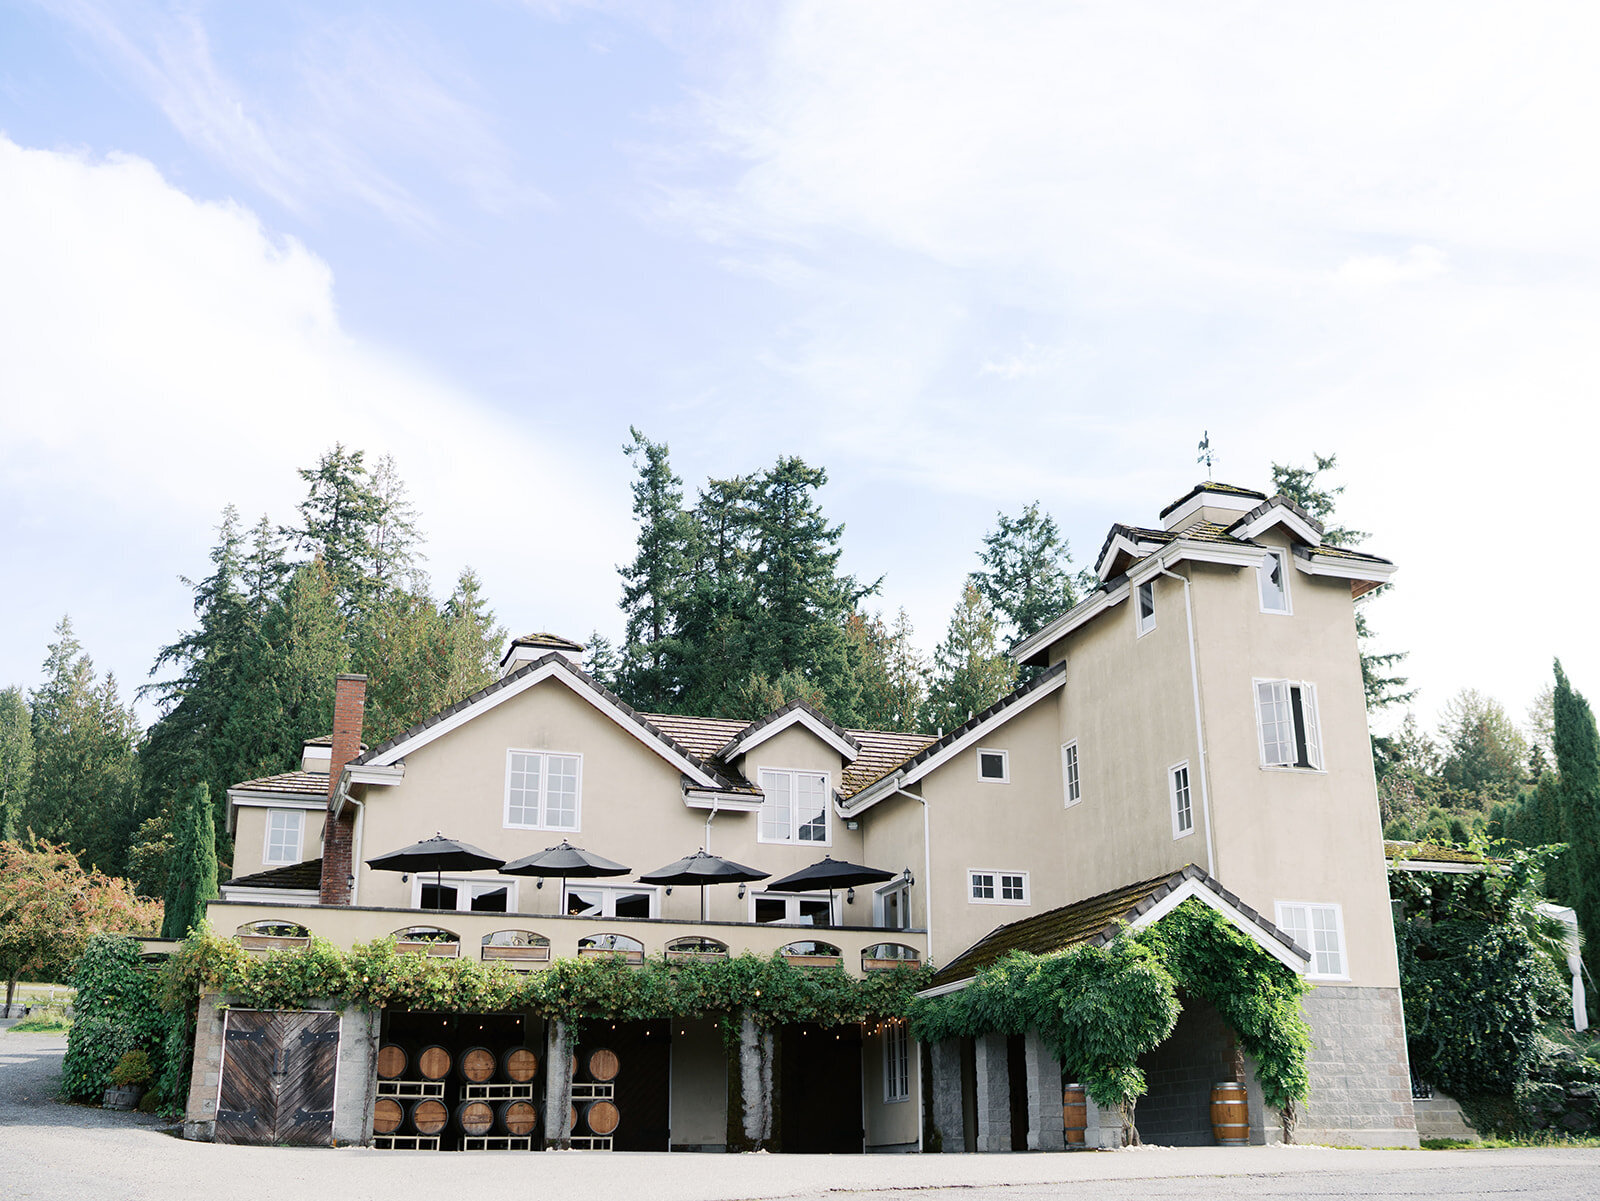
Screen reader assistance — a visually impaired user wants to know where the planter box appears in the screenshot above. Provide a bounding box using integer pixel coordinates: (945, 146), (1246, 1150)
(103, 1085), (146, 1111)
(783, 954), (845, 969)
(238, 935), (311, 953)
(396, 941), (460, 958)
(482, 944), (551, 965)
(577, 948), (644, 965)
(665, 950), (728, 964)
(863, 957), (919, 972)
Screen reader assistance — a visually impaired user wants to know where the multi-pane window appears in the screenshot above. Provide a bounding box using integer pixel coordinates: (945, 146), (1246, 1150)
(263, 809), (304, 865)
(1137, 580), (1156, 635)
(1255, 680), (1323, 769)
(753, 891), (835, 926)
(1259, 549), (1290, 613)
(884, 1020), (911, 1103)
(418, 878), (517, 913)
(1170, 763), (1193, 837)
(758, 768), (830, 843)
(978, 749), (1009, 782)
(564, 883), (657, 919)
(505, 750), (582, 830)
(1062, 741), (1081, 806)
(969, 870), (1028, 904)
(1276, 902), (1347, 979)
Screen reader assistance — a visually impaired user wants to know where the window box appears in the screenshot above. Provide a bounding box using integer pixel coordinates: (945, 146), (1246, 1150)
(577, 947), (644, 965)
(781, 940), (844, 968)
(396, 940), (460, 958)
(481, 945), (551, 964)
(238, 934), (311, 953)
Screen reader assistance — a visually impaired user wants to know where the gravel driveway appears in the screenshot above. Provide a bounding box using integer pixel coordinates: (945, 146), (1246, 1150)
(6, 1030), (1600, 1201)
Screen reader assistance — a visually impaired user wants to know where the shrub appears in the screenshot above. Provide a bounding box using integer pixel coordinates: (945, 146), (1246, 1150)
(61, 934), (165, 1101)
(110, 1048), (154, 1088)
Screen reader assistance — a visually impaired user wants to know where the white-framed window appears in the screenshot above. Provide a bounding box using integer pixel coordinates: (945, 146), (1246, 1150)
(969, 869), (1029, 905)
(262, 809), (305, 866)
(1062, 740), (1081, 807)
(505, 749), (583, 831)
(1136, 579), (1156, 636)
(977, 748), (1009, 783)
(884, 1019), (911, 1103)
(752, 890), (837, 926)
(1258, 548), (1291, 613)
(1276, 901), (1348, 979)
(1254, 679), (1323, 770)
(875, 880), (911, 930)
(560, 882), (658, 919)
(414, 875), (519, 914)
(757, 768), (831, 844)
(1170, 761), (1194, 838)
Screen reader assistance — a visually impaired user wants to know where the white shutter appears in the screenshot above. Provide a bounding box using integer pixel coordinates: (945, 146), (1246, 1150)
(760, 770), (792, 841)
(1300, 683), (1322, 769)
(1256, 680), (1293, 765)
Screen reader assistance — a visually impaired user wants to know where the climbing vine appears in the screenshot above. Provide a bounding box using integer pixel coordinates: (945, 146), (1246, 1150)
(910, 900), (1312, 1124)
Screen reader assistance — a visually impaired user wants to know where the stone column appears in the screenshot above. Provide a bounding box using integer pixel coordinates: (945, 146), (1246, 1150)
(972, 1032), (1011, 1152)
(927, 1038), (964, 1152)
(331, 1003), (381, 1146)
(544, 1019), (574, 1149)
(182, 992), (227, 1141)
(1023, 1028), (1064, 1150)
(735, 1013), (776, 1150)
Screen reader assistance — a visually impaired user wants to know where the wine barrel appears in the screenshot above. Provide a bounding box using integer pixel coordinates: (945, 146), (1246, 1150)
(498, 1099), (539, 1136)
(569, 1104), (578, 1134)
(416, 1044), (451, 1081)
(502, 1046), (539, 1083)
(1210, 1081), (1250, 1146)
(583, 1048), (620, 1082)
(456, 1099), (496, 1136)
(1062, 1083), (1087, 1147)
(376, 1044), (408, 1081)
(411, 1098), (448, 1136)
(373, 1097), (405, 1135)
(579, 1098), (620, 1136)
(459, 1046), (496, 1083)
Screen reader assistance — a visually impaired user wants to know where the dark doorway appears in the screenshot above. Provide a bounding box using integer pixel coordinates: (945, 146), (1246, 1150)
(779, 1023), (863, 1153)
(1006, 1034), (1029, 1151)
(577, 1019), (671, 1151)
(1133, 995), (1241, 1145)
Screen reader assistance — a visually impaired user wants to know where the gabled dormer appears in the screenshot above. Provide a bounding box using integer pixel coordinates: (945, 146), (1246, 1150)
(499, 632), (586, 676)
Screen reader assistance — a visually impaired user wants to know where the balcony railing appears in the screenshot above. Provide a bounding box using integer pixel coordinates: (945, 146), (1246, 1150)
(205, 900), (926, 978)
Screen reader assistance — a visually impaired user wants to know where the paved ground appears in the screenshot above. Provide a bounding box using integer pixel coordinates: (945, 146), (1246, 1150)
(6, 1031), (1600, 1201)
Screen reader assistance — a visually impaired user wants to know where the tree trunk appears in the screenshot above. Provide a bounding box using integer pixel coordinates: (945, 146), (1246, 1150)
(5, 973), (17, 1015)
(1280, 1099), (1298, 1145)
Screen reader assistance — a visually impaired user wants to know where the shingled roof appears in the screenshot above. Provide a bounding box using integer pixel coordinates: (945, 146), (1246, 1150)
(1158, 481), (1268, 519)
(230, 770), (328, 796)
(931, 864), (1308, 988)
(223, 857), (323, 890)
(1384, 840), (1495, 868)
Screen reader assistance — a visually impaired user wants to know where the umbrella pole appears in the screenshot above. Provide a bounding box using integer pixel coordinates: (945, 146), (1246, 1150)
(701, 883), (707, 923)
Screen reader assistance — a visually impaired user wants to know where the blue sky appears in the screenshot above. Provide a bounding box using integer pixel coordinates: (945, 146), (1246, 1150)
(2, 1), (1597, 735)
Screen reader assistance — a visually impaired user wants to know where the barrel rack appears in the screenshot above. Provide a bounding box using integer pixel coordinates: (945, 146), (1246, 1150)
(570, 1080), (615, 1151)
(373, 1134), (441, 1150)
(377, 1079), (445, 1098)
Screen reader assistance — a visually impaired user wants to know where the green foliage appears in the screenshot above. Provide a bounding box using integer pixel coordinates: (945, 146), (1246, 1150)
(62, 934), (168, 1101)
(8, 1007), (72, 1033)
(970, 501), (1082, 644)
(110, 1048), (154, 1087)
(1517, 1030), (1600, 1137)
(1552, 662), (1600, 984)
(160, 783), (218, 940)
(843, 610), (928, 733)
(922, 583), (1017, 732)
(0, 685), (33, 841)
(617, 428), (696, 711)
(160, 929), (932, 1032)
(911, 901), (1310, 1117)
(1438, 690), (1529, 803)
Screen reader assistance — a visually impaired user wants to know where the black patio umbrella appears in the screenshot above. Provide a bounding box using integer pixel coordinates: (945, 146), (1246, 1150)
(637, 850), (770, 921)
(762, 855), (898, 925)
(365, 833), (505, 910)
(500, 840), (631, 916)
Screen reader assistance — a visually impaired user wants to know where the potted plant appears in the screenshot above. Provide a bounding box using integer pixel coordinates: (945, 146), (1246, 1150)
(103, 1048), (153, 1110)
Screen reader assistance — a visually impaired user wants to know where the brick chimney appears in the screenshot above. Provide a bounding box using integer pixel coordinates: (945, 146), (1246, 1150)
(319, 673), (367, 905)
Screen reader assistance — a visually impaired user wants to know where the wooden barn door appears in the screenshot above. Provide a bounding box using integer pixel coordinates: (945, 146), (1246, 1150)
(215, 1010), (340, 1146)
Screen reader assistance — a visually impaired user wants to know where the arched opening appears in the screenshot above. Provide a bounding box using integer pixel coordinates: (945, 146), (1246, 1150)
(234, 920), (311, 952)
(861, 942), (920, 971)
(480, 930), (551, 965)
(665, 936), (728, 963)
(391, 926), (461, 957)
(577, 933), (644, 965)
(780, 940), (843, 968)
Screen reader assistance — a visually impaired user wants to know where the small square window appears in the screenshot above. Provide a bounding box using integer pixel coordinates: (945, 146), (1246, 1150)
(1137, 580), (1156, 636)
(970, 869), (1028, 904)
(1000, 874), (1026, 901)
(977, 749), (1009, 782)
(970, 872), (995, 900)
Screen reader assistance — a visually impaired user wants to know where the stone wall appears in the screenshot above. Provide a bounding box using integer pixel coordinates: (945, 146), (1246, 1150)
(1134, 997), (1237, 1145)
(1297, 985), (1419, 1148)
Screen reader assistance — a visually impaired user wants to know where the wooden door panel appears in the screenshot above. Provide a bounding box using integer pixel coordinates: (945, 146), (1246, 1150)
(215, 1011), (277, 1145)
(274, 1011), (340, 1146)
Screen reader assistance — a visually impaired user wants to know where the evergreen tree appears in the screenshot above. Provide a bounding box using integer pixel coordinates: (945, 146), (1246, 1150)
(0, 686), (32, 841)
(845, 610), (928, 732)
(1552, 660), (1600, 980)
(616, 429), (695, 711)
(1437, 689), (1529, 803)
(438, 568), (504, 702)
(160, 782), (218, 939)
(582, 632), (623, 693)
(24, 618), (144, 875)
(1271, 454), (1413, 711)
(675, 476), (759, 716)
(923, 584), (1018, 733)
(971, 502), (1081, 643)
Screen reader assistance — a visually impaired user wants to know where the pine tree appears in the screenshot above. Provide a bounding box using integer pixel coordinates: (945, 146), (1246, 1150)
(160, 782), (218, 940)
(923, 584), (1018, 733)
(1271, 454), (1413, 711)
(845, 610), (928, 732)
(1552, 660), (1600, 980)
(1437, 689), (1529, 803)
(582, 632), (623, 693)
(971, 502), (1081, 644)
(675, 476), (758, 716)
(439, 568), (504, 702)
(0, 686), (32, 841)
(616, 429), (696, 711)
(24, 618), (144, 875)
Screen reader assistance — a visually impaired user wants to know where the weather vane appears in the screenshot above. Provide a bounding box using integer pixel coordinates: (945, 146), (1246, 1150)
(1197, 430), (1214, 479)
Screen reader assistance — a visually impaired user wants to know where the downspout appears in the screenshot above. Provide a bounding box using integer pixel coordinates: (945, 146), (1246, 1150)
(331, 773), (365, 905)
(1158, 566), (1216, 878)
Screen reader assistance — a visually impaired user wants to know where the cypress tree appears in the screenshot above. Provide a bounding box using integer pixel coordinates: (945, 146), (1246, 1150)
(1552, 660), (1600, 978)
(0, 686), (32, 841)
(160, 782), (218, 940)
